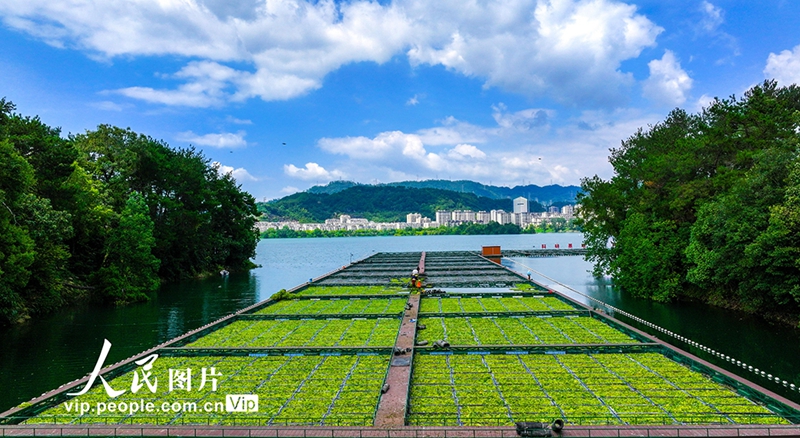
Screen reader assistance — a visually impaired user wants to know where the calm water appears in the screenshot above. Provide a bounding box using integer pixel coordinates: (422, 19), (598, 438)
(1, 233), (799, 413)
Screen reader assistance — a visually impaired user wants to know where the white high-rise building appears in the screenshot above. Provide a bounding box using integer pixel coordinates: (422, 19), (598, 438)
(491, 209), (511, 225)
(513, 196), (529, 214)
(476, 211), (491, 224)
(407, 213), (422, 223)
(436, 210), (451, 224)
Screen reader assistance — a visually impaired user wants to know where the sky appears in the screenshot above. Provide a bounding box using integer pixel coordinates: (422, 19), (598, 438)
(1, 0), (800, 201)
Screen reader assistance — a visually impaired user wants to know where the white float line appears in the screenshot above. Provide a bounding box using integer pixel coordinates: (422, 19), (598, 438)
(506, 258), (798, 392)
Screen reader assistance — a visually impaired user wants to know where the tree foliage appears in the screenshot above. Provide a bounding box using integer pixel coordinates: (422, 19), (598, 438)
(0, 99), (259, 324)
(577, 81), (800, 316)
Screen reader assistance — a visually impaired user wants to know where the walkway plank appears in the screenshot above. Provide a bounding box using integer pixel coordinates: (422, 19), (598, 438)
(373, 293), (420, 427)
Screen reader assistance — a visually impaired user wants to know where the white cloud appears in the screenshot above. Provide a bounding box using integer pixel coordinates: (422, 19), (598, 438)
(405, 0), (662, 106)
(178, 130), (247, 148)
(406, 94), (420, 106)
(694, 94), (716, 112)
(642, 50), (693, 106)
(283, 162), (345, 181)
(700, 1), (723, 33)
(447, 144), (486, 160)
(416, 117), (490, 145)
(492, 104), (553, 131)
(1, 0), (662, 108)
(214, 162), (258, 182)
(765, 45), (800, 86)
(281, 186), (301, 195)
(311, 106), (662, 186)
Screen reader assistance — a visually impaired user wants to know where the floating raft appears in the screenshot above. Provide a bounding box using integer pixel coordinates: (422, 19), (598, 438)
(2, 250), (799, 438)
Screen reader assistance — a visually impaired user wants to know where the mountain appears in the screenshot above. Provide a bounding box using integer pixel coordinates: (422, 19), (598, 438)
(258, 185), (546, 223)
(305, 180), (580, 204)
(306, 180), (360, 194)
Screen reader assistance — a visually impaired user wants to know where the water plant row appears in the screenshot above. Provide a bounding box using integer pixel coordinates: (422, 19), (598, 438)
(407, 353), (786, 426)
(419, 296), (576, 314)
(294, 285), (407, 296)
(25, 355), (390, 426)
(186, 319), (399, 348)
(415, 316), (635, 346)
(256, 298), (406, 316)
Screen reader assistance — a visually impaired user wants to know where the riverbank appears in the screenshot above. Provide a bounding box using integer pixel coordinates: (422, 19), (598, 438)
(681, 288), (800, 329)
(260, 222), (580, 238)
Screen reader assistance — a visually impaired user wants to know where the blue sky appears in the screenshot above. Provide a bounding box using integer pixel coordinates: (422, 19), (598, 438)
(1, 0), (799, 201)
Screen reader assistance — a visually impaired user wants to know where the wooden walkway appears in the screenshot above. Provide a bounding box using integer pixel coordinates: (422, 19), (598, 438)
(374, 253), (425, 427)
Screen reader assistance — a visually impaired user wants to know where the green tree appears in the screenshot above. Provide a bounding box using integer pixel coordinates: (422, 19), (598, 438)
(0, 140), (37, 323)
(579, 80), (800, 312)
(95, 192), (160, 304)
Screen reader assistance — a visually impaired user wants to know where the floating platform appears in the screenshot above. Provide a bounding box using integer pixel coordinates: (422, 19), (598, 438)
(2, 251), (799, 438)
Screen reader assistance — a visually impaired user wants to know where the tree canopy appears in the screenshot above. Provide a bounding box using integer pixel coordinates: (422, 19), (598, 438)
(577, 81), (800, 318)
(0, 99), (259, 324)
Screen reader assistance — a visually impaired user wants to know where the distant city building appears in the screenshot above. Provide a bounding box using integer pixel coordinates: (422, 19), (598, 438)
(490, 209), (511, 225)
(406, 213), (422, 224)
(512, 212), (533, 228)
(513, 196), (529, 214)
(257, 200), (578, 234)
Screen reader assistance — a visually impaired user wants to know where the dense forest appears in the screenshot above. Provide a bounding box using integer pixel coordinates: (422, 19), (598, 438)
(259, 185), (545, 222)
(0, 99), (259, 325)
(577, 81), (800, 323)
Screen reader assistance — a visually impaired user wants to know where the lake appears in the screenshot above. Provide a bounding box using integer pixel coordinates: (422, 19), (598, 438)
(1, 233), (798, 413)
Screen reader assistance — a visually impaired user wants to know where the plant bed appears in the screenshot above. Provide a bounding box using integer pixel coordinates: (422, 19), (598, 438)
(415, 316), (636, 346)
(407, 352), (789, 426)
(419, 296), (577, 314)
(255, 298), (406, 316)
(294, 286), (407, 296)
(184, 318), (401, 348)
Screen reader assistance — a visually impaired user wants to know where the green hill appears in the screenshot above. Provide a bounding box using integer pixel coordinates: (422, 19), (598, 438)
(258, 185), (544, 222)
(305, 179), (579, 204)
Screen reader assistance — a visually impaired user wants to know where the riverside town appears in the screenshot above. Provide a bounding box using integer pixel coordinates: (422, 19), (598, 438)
(256, 197), (579, 233)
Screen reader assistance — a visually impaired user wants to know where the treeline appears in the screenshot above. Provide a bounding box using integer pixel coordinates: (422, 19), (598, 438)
(261, 219), (579, 239)
(578, 81), (800, 320)
(258, 185), (545, 222)
(0, 99), (259, 324)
